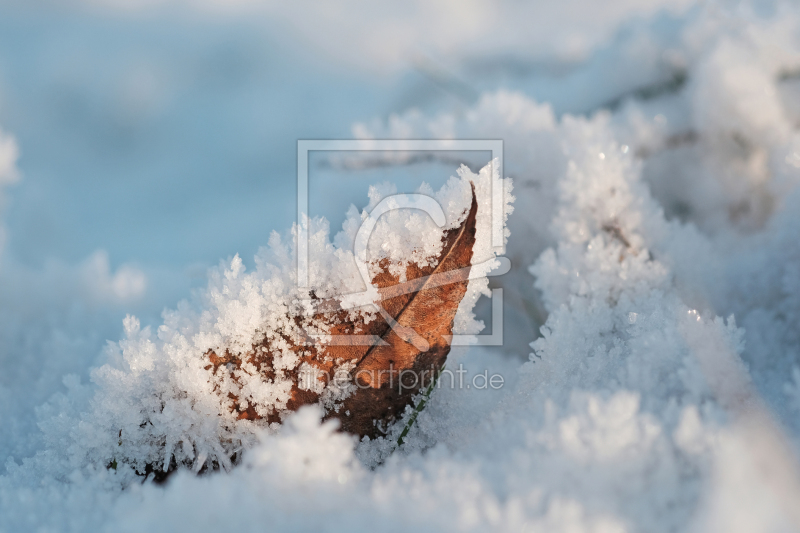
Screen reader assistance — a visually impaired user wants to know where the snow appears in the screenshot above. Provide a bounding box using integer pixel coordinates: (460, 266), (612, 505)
(0, 128), (19, 261)
(2, 1), (800, 532)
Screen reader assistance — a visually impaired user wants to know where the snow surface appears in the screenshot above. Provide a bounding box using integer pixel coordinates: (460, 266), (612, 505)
(2, 1), (800, 532)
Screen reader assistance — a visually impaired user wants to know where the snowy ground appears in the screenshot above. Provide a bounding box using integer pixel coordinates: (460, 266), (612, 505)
(2, 1), (800, 531)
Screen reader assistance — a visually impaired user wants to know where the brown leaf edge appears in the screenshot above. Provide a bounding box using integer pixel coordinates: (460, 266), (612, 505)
(330, 183), (478, 436)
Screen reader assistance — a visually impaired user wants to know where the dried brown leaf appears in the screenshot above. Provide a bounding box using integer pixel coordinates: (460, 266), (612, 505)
(205, 184), (478, 438)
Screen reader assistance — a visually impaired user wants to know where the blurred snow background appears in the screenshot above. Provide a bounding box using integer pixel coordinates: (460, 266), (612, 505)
(2, 0), (800, 531)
